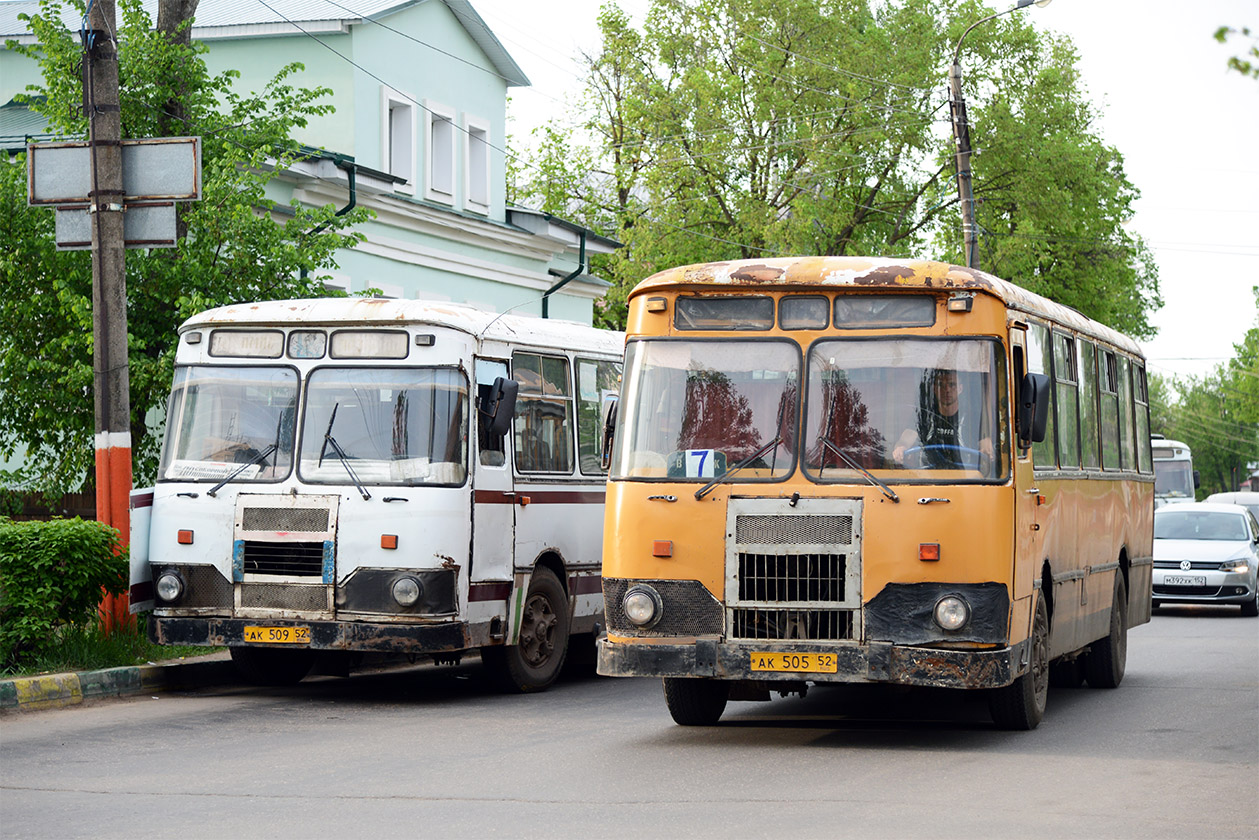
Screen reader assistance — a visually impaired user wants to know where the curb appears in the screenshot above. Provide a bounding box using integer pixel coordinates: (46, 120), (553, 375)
(0, 656), (238, 712)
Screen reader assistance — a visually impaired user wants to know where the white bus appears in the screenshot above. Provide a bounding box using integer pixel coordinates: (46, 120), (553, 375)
(130, 299), (623, 691)
(1152, 435), (1198, 507)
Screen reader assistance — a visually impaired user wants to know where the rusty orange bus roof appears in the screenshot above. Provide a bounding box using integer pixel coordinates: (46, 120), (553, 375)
(628, 256), (1143, 357)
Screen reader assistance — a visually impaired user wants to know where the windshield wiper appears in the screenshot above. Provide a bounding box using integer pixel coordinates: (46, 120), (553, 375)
(319, 403), (371, 500)
(206, 443), (277, 498)
(695, 436), (782, 501)
(817, 437), (899, 504)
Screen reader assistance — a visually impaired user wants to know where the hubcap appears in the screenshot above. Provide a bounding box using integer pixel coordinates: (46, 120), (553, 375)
(519, 593), (557, 667)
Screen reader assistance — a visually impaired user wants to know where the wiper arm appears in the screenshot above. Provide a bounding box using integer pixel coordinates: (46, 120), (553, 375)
(321, 432), (371, 501)
(817, 437), (899, 504)
(695, 436), (782, 501)
(207, 443), (277, 498)
(318, 403), (340, 468)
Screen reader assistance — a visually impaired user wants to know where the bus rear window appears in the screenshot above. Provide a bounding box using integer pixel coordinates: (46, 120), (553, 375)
(833, 296), (935, 329)
(675, 297), (774, 331)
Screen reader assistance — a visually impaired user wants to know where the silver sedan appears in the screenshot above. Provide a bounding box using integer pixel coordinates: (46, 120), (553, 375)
(1153, 502), (1259, 616)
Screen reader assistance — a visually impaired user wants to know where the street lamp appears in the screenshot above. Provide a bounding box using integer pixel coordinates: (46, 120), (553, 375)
(949, 0), (1052, 270)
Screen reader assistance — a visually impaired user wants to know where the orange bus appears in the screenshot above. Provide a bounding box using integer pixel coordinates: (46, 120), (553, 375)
(597, 257), (1153, 729)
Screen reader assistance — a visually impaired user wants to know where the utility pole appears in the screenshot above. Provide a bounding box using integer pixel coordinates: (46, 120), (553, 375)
(948, 61), (978, 270)
(84, 0), (132, 631)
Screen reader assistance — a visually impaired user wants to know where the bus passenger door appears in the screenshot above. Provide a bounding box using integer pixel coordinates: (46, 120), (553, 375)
(472, 358), (514, 583)
(1011, 328), (1047, 646)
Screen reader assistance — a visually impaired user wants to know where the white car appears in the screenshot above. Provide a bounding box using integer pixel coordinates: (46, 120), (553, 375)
(1153, 503), (1259, 616)
(1204, 490), (1259, 521)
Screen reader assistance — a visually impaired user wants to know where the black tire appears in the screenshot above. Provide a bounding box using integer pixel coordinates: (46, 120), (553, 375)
(1048, 654), (1085, 689)
(1085, 574), (1128, 689)
(663, 678), (729, 726)
(1241, 587), (1258, 617)
(1151, 599), (1161, 611)
(229, 646), (315, 686)
(989, 593), (1048, 730)
(482, 566), (570, 693)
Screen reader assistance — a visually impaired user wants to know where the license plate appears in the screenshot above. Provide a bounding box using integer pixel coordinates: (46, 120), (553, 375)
(242, 625), (311, 645)
(750, 651), (838, 674)
(1164, 575), (1206, 587)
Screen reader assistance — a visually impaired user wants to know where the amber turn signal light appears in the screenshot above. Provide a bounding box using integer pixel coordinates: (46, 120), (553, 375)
(652, 540), (673, 557)
(177, 529), (194, 545)
(919, 543), (940, 562)
(381, 534), (398, 550)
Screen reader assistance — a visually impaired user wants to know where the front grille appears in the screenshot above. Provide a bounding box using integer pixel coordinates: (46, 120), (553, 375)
(240, 583), (330, 611)
(241, 540), (325, 577)
(603, 578), (723, 636)
(736, 514), (852, 545)
(1153, 560), (1223, 570)
(1153, 584), (1222, 596)
(241, 506), (330, 533)
(152, 564), (233, 610)
(738, 552), (847, 602)
(732, 607), (855, 641)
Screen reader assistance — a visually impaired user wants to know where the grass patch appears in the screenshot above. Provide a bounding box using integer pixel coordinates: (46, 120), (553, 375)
(1, 617), (218, 678)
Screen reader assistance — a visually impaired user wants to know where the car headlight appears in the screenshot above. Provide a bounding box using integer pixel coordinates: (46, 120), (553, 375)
(622, 585), (663, 629)
(391, 576), (423, 607)
(155, 571), (184, 604)
(933, 595), (970, 631)
(1219, 559), (1251, 573)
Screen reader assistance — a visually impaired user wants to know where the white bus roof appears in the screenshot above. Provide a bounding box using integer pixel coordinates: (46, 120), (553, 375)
(180, 298), (625, 356)
(628, 256), (1144, 357)
(1151, 439), (1191, 451)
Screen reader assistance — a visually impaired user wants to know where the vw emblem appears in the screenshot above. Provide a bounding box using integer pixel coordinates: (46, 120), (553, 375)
(1179, 560), (1192, 571)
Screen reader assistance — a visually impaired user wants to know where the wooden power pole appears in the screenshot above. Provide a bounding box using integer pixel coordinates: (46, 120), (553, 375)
(84, 0), (132, 630)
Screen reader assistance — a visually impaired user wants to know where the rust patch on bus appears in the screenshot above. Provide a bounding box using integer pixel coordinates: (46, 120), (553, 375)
(729, 264), (787, 284)
(853, 264), (923, 286)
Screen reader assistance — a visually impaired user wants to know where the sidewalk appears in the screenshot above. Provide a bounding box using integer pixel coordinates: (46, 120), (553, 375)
(0, 651), (238, 712)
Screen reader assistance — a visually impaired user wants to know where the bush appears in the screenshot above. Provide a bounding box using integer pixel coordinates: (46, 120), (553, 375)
(0, 517), (127, 668)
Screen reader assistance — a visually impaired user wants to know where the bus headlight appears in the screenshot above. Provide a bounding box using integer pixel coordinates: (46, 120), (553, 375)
(933, 595), (970, 631)
(155, 571), (184, 604)
(392, 576), (423, 608)
(623, 585), (663, 629)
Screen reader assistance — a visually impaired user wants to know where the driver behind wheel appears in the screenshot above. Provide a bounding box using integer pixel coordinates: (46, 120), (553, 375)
(891, 368), (993, 470)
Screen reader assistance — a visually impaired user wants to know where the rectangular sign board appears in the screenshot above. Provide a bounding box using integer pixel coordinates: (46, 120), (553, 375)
(28, 136), (202, 205)
(54, 202), (178, 250)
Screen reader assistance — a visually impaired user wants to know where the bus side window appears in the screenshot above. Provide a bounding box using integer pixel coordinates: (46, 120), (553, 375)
(1027, 323), (1057, 468)
(1078, 339), (1101, 469)
(513, 352), (575, 474)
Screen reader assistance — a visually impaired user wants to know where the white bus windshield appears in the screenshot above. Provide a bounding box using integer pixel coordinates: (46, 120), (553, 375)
(299, 368), (468, 486)
(159, 366), (298, 482)
(1154, 459), (1194, 499)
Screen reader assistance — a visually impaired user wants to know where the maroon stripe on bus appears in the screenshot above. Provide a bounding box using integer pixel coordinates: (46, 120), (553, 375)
(130, 492), (154, 509)
(473, 490), (606, 505)
(469, 582), (511, 602)
(569, 574), (603, 596)
(130, 581), (154, 602)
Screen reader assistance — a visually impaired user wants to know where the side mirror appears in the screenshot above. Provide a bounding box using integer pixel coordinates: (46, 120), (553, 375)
(1017, 372), (1051, 448)
(1192, 470), (1201, 490)
(481, 377), (519, 437)
(600, 397), (619, 471)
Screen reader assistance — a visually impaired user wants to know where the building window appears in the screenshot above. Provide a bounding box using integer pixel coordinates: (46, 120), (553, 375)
(464, 115), (490, 213)
(381, 88), (415, 191)
(425, 100), (456, 204)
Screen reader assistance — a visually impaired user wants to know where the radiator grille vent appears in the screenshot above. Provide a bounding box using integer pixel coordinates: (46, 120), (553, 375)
(240, 583), (330, 611)
(735, 514), (852, 545)
(738, 552), (847, 603)
(241, 507), (329, 533)
(242, 540), (325, 577)
(731, 608), (855, 641)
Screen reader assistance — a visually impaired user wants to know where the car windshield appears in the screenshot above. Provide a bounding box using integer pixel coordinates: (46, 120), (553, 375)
(299, 367), (468, 486)
(611, 340), (798, 481)
(804, 338), (1008, 481)
(1155, 510), (1250, 541)
(159, 366), (297, 482)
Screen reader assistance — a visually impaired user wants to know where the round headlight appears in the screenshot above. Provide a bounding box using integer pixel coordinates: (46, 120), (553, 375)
(934, 595), (970, 631)
(155, 571), (183, 604)
(392, 576), (422, 608)
(623, 585), (663, 629)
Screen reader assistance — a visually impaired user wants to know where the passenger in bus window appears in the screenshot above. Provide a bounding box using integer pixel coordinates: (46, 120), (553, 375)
(891, 369), (993, 471)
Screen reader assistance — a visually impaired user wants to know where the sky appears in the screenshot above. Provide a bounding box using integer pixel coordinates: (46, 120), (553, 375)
(472, 0), (1259, 385)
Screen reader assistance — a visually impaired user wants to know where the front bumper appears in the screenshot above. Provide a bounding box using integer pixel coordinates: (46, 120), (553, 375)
(598, 636), (1027, 690)
(150, 616), (470, 653)
(1152, 570), (1256, 606)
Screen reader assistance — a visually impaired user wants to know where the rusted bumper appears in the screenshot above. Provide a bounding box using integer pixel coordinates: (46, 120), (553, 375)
(150, 616), (470, 653)
(597, 637), (1028, 690)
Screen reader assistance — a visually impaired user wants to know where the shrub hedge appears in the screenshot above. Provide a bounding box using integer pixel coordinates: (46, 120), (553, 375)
(0, 517), (127, 668)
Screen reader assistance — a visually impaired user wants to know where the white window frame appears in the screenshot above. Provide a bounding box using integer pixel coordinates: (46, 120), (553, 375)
(463, 114), (491, 214)
(380, 87), (417, 194)
(425, 99), (457, 205)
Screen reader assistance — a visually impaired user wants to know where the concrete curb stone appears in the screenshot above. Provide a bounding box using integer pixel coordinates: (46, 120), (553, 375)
(0, 654), (237, 712)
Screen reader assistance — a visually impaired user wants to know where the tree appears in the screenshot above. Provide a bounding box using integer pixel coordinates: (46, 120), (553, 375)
(512, 0), (1160, 338)
(1, 0), (369, 495)
(1215, 25), (1259, 80)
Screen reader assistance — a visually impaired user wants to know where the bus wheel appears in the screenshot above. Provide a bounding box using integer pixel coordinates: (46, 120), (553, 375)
(988, 594), (1048, 730)
(663, 678), (729, 726)
(229, 646), (315, 686)
(483, 566), (570, 693)
(1085, 574), (1128, 689)
(1048, 654), (1085, 689)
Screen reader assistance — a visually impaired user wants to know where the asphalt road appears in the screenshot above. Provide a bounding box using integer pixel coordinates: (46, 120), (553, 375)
(2, 606), (1255, 839)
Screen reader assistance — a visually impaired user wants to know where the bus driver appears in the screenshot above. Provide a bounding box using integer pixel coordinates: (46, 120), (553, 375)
(891, 369), (993, 471)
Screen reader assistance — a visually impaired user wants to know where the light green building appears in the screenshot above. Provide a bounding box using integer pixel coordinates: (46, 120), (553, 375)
(1, 0), (616, 323)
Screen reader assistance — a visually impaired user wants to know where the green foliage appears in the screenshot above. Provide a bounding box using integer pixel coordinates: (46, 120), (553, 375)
(1, 0), (371, 495)
(0, 614), (212, 677)
(0, 517), (126, 667)
(512, 0), (1160, 339)
(1215, 25), (1259, 80)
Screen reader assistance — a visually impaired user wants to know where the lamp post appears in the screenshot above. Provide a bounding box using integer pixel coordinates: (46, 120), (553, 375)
(949, 0), (1052, 269)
